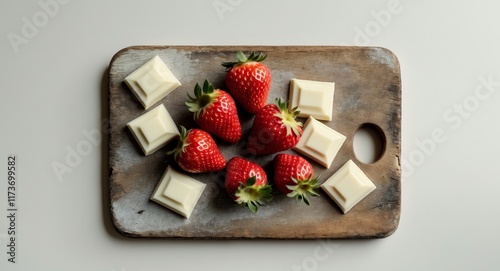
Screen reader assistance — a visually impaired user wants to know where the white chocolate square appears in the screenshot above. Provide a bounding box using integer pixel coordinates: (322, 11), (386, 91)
(124, 55), (181, 109)
(321, 160), (376, 213)
(140, 116), (168, 145)
(163, 179), (193, 208)
(137, 70), (163, 95)
(150, 166), (206, 218)
(289, 78), (335, 121)
(293, 116), (346, 168)
(127, 104), (179, 155)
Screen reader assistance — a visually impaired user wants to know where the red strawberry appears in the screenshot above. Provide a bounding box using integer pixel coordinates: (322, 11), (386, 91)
(246, 98), (303, 155)
(222, 51), (271, 114)
(225, 157), (272, 213)
(186, 79), (242, 143)
(273, 153), (320, 205)
(169, 126), (226, 173)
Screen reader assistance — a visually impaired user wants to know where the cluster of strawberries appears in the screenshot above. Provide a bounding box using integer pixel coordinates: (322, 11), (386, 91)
(170, 51), (319, 212)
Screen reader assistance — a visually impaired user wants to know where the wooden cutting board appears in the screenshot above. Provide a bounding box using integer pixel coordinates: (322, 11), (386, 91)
(108, 46), (401, 239)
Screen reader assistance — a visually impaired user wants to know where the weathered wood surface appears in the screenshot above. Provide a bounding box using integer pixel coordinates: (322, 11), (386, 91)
(108, 46), (401, 239)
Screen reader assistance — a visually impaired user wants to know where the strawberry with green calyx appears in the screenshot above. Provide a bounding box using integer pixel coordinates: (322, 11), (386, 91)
(186, 79), (242, 143)
(246, 98), (303, 155)
(273, 153), (320, 205)
(221, 51), (272, 114)
(225, 157), (272, 213)
(168, 126), (226, 173)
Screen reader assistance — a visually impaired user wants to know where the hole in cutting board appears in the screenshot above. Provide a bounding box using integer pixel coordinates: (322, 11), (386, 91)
(353, 123), (386, 164)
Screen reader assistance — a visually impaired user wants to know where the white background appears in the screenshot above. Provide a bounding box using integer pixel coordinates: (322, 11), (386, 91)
(1, 0), (499, 270)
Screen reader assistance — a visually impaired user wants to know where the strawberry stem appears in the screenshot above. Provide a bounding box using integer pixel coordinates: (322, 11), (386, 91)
(167, 126), (190, 160)
(273, 98), (303, 136)
(185, 79), (219, 120)
(285, 175), (320, 206)
(222, 51), (267, 70)
(235, 176), (273, 213)
(237, 51), (247, 62)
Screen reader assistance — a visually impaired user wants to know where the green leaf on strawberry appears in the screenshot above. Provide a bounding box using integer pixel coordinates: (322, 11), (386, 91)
(273, 98), (302, 136)
(186, 80), (217, 119)
(222, 51), (267, 70)
(285, 175), (320, 206)
(235, 176), (273, 213)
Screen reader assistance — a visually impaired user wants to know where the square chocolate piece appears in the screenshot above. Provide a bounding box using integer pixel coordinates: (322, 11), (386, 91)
(321, 160), (376, 213)
(289, 78), (335, 121)
(150, 166), (206, 218)
(293, 116), (346, 168)
(127, 104), (179, 155)
(124, 55), (181, 109)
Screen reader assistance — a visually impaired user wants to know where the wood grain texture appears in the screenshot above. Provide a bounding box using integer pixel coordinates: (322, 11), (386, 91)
(108, 46), (401, 239)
